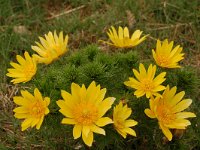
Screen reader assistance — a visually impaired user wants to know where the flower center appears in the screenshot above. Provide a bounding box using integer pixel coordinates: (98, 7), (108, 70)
(30, 102), (45, 118)
(156, 55), (169, 66)
(24, 65), (36, 78)
(114, 118), (125, 129)
(157, 105), (175, 125)
(142, 79), (154, 92)
(73, 102), (98, 126)
(53, 45), (62, 54)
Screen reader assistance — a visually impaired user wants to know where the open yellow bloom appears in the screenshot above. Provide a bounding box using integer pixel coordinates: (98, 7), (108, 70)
(100, 26), (148, 48)
(113, 102), (138, 138)
(145, 85), (196, 141)
(124, 63), (166, 98)
(32, 31), (69, 64)
(6, 51), (37, 84)
(57, 81), (115, 147)
(152, 39), (184, 68)
(13, 88), (50, 131)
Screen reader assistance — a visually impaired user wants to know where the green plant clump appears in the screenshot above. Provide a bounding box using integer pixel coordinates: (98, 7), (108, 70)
(16, 44), (198, 150)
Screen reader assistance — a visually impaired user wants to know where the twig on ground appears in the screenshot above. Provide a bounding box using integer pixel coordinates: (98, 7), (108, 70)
(146, 22), (193, 31)
(148, 36), (157, 41)
(46, 5), (86, 20)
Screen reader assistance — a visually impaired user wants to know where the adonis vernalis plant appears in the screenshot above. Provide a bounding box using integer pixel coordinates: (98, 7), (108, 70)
(32, 31), (69, 64)
(145, 85), (196, 141)
(100, 26), (148, 48)
(13, 88), (50, 131)
(152, 39), (184, 68)
(124, 63), (166, 98)
(6, 51), (37, 84)
(113, 101), (138, 138)
(5, 27), (198, 149)
(57, 81), (115, 147)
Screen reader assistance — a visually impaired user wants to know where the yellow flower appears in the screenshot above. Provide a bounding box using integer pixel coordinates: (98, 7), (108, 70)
(113, 102), (138, 138)
(6, 51), (37, 84)
(100, 26), (148, 48)
(32, 31), (69, 64)
(57, 81), (115, 147)
(124, 63), (166, 98)
(13, 88), (50, 131)
(152, 39), (184, 68)
(145, 85), (196, 141)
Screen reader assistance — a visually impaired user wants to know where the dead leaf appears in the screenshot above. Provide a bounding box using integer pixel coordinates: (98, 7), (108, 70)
(126, 10), (136, 28)
(13, 25), (31, 35)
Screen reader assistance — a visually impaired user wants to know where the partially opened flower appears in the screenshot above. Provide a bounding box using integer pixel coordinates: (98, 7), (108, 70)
(100, 26), (148, 48)
(124, 63), (166, 98)
(113, 101), (138, 138)
(32, 31), (69, 64)
(6, 51), (37, 84)
(145, 85), (196, 141)
(56, 81), (115, 147)
(13, 88), (50, 131)
(152, 39), (184, 68)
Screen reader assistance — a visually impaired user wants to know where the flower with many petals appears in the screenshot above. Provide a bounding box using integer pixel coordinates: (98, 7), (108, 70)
(32, 31), (69, 64)
(145, 85), (196, 141)
(6, 51), (37, 84)
(13, 88), (50, 131)
(124, 63), (166, 98)
(100, 26), (148, 48)
(152, 39), (184, 68)
(56, 81), (115, 147)
(113, 102), (138, 138)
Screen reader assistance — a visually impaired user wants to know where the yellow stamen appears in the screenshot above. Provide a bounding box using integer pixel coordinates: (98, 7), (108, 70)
(157, 105), (175, 124)
(73, 102), (98, 125)
(142, 79), (154, 92)
(157, 55), (169, 66)
(30, 102), (45, 118)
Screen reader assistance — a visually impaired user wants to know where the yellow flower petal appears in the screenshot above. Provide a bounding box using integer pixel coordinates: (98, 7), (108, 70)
(172, 99), (192, 113)
(175, 112), (196, 119)
(31, 118), (40, 128)
(82, 131), (93, 147)
(57, 101), (73, 118)
(14, 113), (28, 119)
(34, 88), (43, 102)
(36, 116), (44, 130)
(169, 91), (185, 107)
(21, 118), (32, 131)
(95, 117), (113, 127)
(13, 96), (30, 106)
(98, 97), (115, 117)
(125, 120), (138, 127)
(13, 107), (29, 113)
(82, 126), (91, 137)
(91, 124), (105, 135)
(144, 109), (156, 118)
(61, 118), (76, 125)
(73, 124), (82, 139)
(159, 123), (172, 141)
(122, 128), (136, 137)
